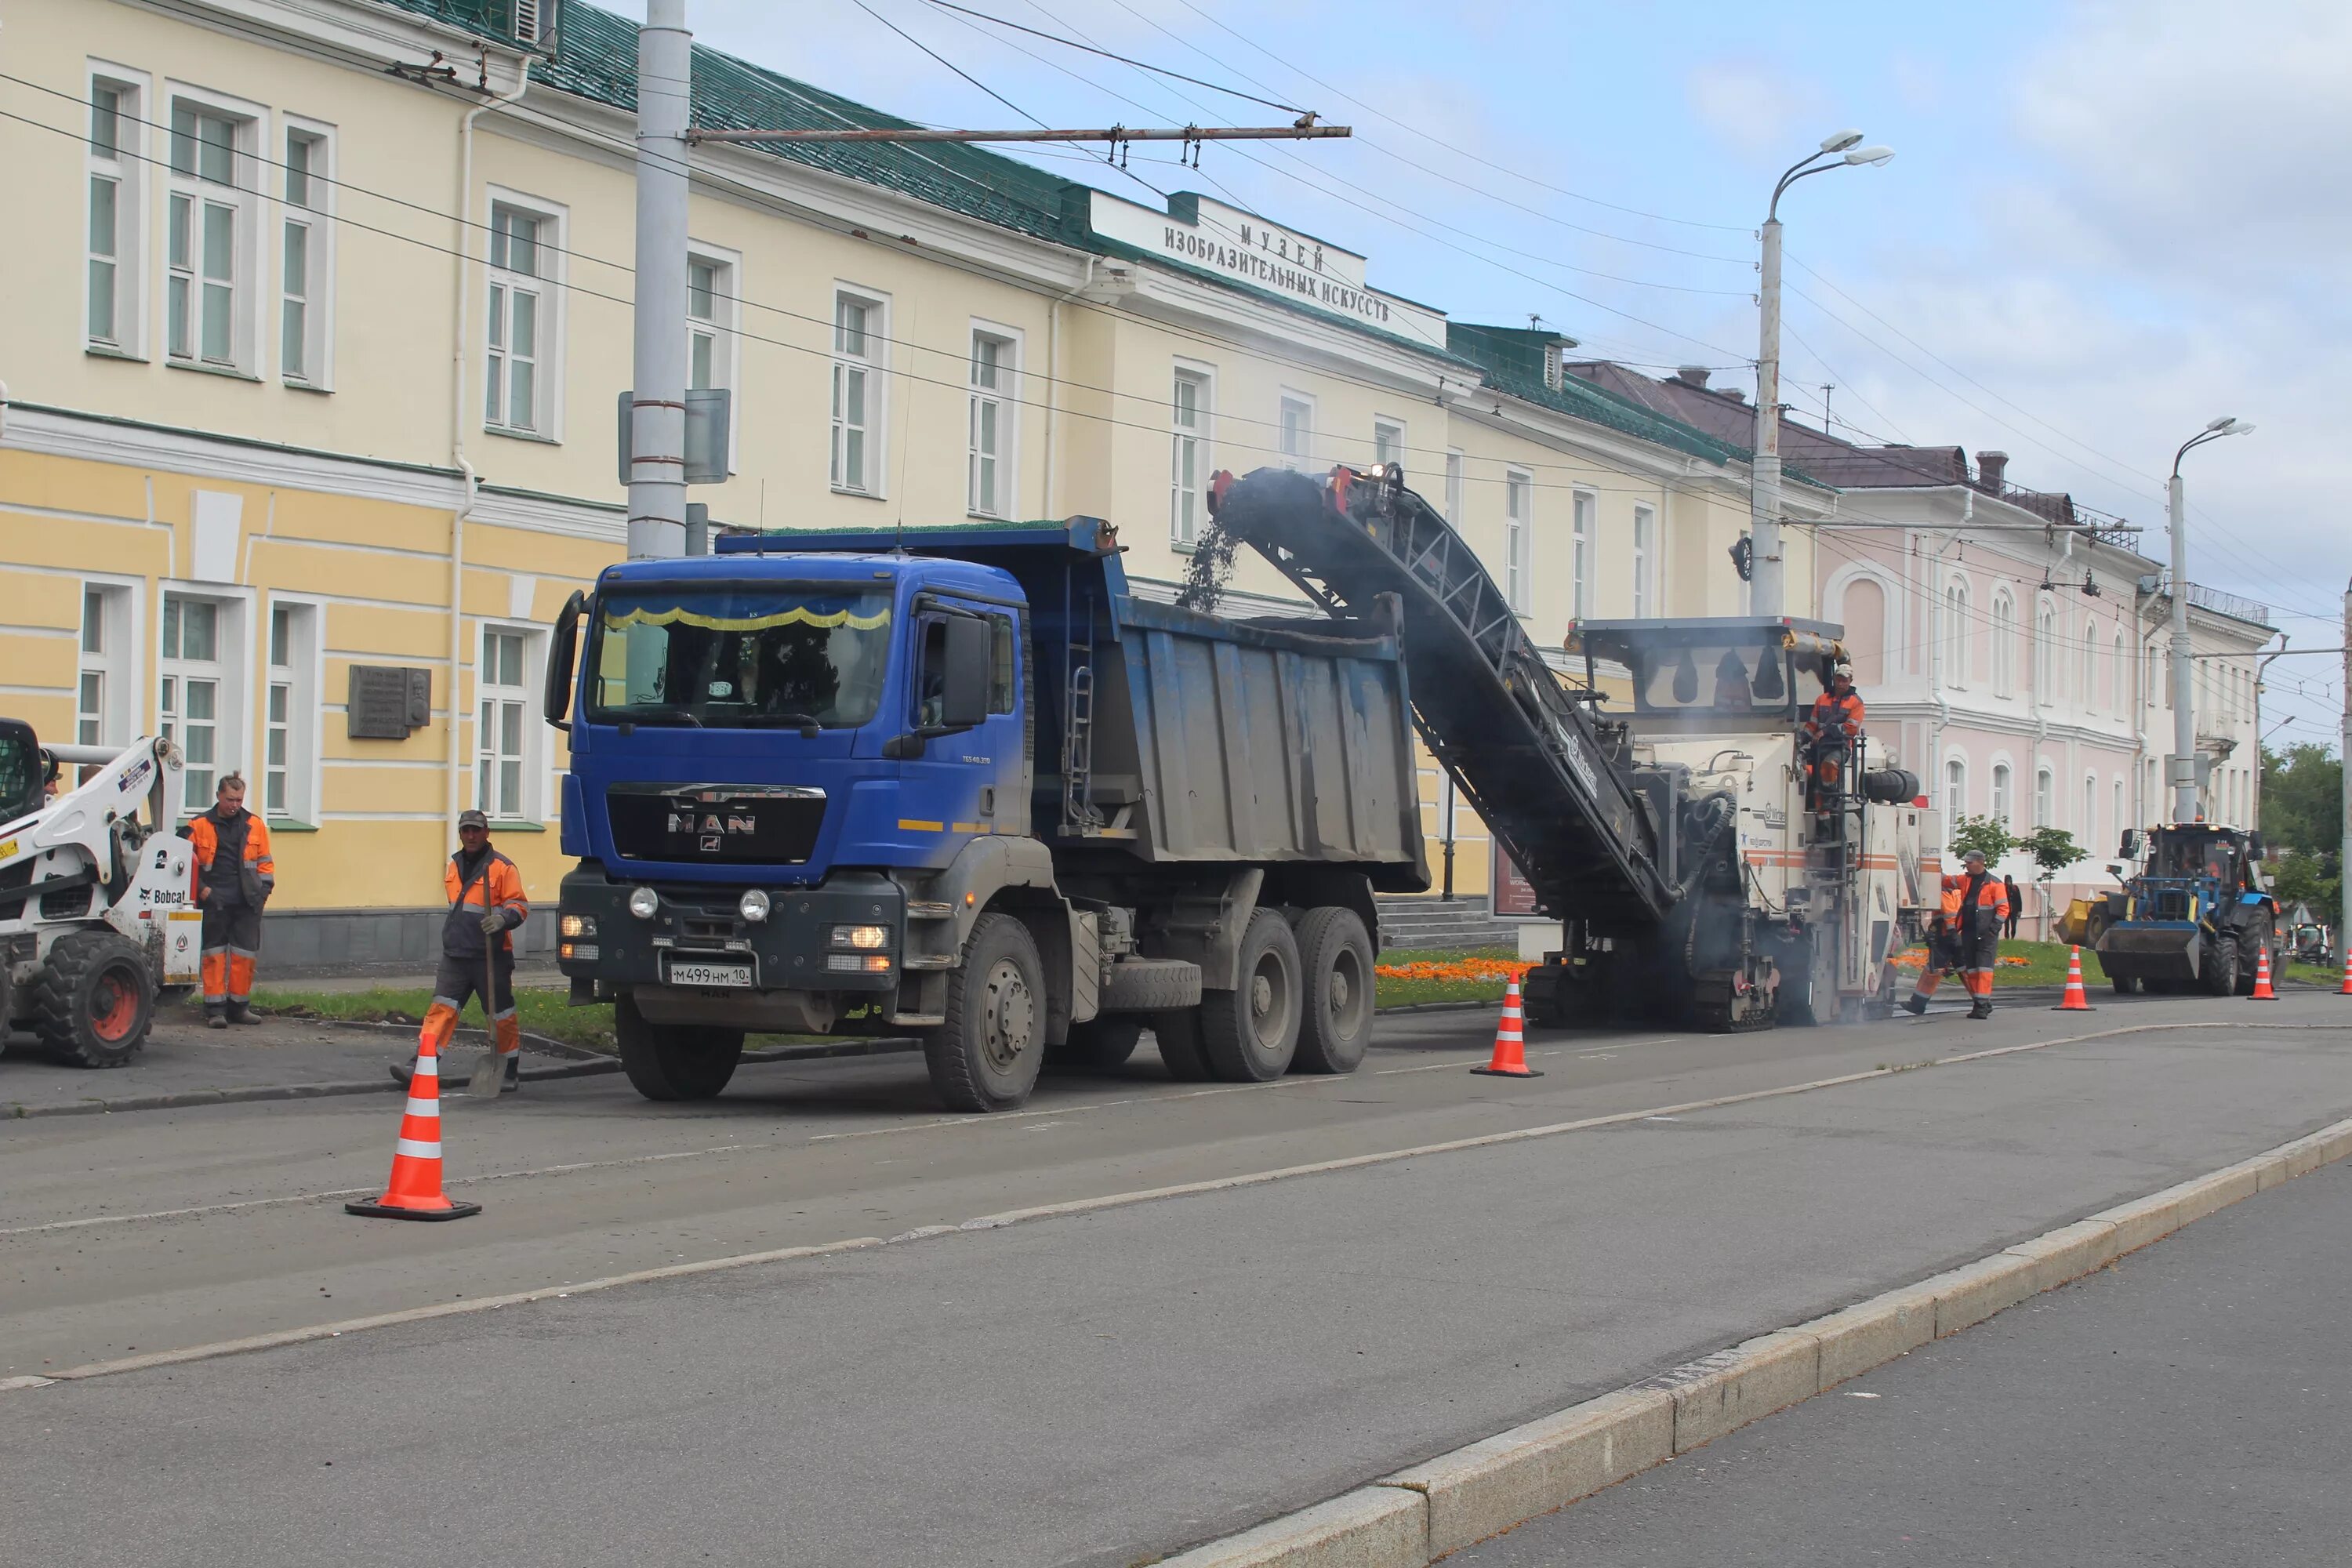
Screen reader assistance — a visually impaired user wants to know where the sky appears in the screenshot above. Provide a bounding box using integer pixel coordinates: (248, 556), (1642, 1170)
(612, 0), (2349, 752)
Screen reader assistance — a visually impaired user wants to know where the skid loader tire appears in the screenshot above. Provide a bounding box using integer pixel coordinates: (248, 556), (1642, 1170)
(614, 994), (742, 1102)
(1149, 1008), (1214, 1082)
(1292, 906), (1374, 1075)
(1053, 1016), (1144, 1073)
(31, 930), (154, 1069)
(1098, 956), (1202, 1014)
(1200, 908), (1302, 1082)
(924, 913), (1046, 1112)
(2201, 938), (2238, 998)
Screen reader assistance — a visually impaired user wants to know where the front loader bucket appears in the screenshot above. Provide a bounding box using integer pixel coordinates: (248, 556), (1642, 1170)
(2096, 924), (2201, 982)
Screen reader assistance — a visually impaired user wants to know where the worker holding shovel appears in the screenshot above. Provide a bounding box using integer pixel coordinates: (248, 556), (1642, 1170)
(395, 809), (531, 1094)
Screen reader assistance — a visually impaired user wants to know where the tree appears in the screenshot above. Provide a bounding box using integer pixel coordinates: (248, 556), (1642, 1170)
(2259, 743), (2341, 856)
(2016, 826), (2085, 885)
(1949, 814), (2013, 865)
(2267, 848), (2341, 918)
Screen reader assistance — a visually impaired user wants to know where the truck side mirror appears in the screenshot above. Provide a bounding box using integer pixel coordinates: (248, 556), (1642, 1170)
(2247, 831), (2265, 862)
(544, 590), (585, 731)
(2118, 829), (2141, 858)
(940, 615), (990, 730)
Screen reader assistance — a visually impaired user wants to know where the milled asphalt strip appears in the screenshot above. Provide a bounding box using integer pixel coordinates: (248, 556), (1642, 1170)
(1152, 1107), (2352, 1568)
(3, 1018), (2341, 1396)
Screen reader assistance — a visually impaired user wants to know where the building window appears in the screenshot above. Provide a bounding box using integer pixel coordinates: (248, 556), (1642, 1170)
(1443, 448), (1463, 524)
(166, 96), (256, 372)
(78, 586), (132, 749)
(160, 592), (239, 814)
(2080, 619), (2100, 713)
(830, 289), (886, 494)
(2035, 765), (2054, 829)
(968, 328), (1017, 518)
(1631, 503), (1656, 619)
(2083, 774), (2099, 846)
(477, 627), (535, 820)
(1991, 593), (2016, 696)
(1570, 489), (1595, 618)
(87, 71), (146, 353)
(2113, 778), (2125, 843)
(281, 123), (332, 386)
(486, 201), (558, 436)
(1374, 418), (1403, 469)
(1503, 470), (1532, 613)
(686, 246), (741, 467)
(264, 601), (318, 822)
(1944, 758), (1967, 823)
(1278, 394), (1313, 470)
(1170, 367), (1209, 545)
(1944, 583), (1969, 686)
(2034, 602), (2056, 704)
(1991, 763), (2013, 830)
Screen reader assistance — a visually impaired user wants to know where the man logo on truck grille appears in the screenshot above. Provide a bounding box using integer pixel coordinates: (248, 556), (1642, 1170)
(666, 810), (758, 837)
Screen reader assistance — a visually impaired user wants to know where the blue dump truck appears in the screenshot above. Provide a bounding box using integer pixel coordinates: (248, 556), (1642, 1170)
(543, 517), (1428, 1111)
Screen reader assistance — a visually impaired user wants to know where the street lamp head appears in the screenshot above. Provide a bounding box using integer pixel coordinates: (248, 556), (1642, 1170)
(2227, 422), (2254, 437)
(1819, 129), (1864, 153)
(1844, 144), (1896, 166)
(2205, 416), (2238, 432)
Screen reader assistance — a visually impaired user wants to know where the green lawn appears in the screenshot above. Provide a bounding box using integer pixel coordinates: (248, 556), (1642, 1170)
(1893, 938), (2105, 989)
(1372, 946), (1523, 1009)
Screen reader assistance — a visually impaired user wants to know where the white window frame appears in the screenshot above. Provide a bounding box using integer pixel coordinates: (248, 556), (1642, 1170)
(85, 63), (150, 358)
(1991, 761), (2013, 831)
(1991, 592), (2016, 696)
(1570, 488), (1595, 619)
(1277, 391), (1315, 471)
(483, 188), (567, 441)
(279, 116), (335, 390)
(1944, 581), (1970, 688)
(1169, 362), (1212, 547)
(2034, 600), (2057, 706)
(829, 284), (889, 496)
(78, 580), (138, 750)
(1944, 757), (1967, 825)
(1443, 448), (1464, 524)
(967, 320), (1021, 520)
(1503, 468), (1533, 614)
(2034, 765), (2054, 829)
(164, 82), (267, 376)
(263, 597), (322, 823)
(157, 587), (250, 818)
(1631, 502), (1657, 619)
(2112, 777), (2125, 844)
(2083, 772), (2100, 848)
(475, 622), (543, 823)
(688, 241), (742, 468)
(1373, 416), (1405, 470)
(2079, 619), (2099, 714)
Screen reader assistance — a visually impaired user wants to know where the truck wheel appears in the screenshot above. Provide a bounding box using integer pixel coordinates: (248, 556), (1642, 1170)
(2201, 938), (2239, 997)
(925, 913), (1045, 1112)
(31, 930), (154, 1069)
(2235, 927), (2273, 996)
(1199, 908), (1301, 1081)
(1293, 906), (1374, 1074)
(1148, 1009), (1214, 1081)
(614, 995), (742, 1101)
(1054, 1016), (1143, 1073)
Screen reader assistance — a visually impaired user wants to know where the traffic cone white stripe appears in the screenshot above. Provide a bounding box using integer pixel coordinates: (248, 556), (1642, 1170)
(411, 1057), (438, 1079)
(394, 1138), (443, 1160)
(404, 1096), (441, 1120)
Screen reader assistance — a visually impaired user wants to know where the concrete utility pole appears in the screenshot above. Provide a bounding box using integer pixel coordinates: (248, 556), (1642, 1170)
(1749, 132), (1892, 618)
(2167, 417), (2255, 821)
(628, 0), (692, 561)
(2341, 577), (2350, 958)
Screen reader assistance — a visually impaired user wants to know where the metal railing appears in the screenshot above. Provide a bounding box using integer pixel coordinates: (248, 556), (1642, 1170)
(2187, 583), (2272, 627)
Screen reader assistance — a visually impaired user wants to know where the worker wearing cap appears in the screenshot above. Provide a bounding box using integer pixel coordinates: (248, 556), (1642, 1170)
(1802, 659), (1867, 808)
(417, 809), (531, 1091)
(184, 774), (274, 1028)
(1942, 848), (2010, 1019)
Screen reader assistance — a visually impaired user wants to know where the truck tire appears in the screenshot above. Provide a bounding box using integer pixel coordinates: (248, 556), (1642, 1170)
(31, 930), (154, 1069)
(1054, 1016), (1143, 1073)
(2201, 937), (2239, 997)
(1199, 908), (1301, 1082)
(1292, 906), (1374, 1074)
(1148, 1009), (1214, 1081)
(924, 913), (1046, 1112)
(614, 995), (742, 1102)
(2234, 925), (2274, 996)
(1099, 956), (1202, 1013)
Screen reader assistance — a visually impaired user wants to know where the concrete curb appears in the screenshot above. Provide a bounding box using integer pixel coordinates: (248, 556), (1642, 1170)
(1153, 1110), (2352, 1568)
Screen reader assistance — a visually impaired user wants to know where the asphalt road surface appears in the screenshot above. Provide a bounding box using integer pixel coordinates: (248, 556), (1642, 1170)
(5, 990), (2347, 1566)
(1454, 1155), (2352, 1567)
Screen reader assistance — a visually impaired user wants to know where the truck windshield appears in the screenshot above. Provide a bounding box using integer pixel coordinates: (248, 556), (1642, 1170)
(587, 588), (894, 728)
(0, 729), (44, 826)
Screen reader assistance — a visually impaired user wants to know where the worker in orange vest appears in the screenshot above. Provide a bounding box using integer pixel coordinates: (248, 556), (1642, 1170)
(184, 774), (275, 1027)
(1802, 658), (1867, 809)
(1900, 873), (1970, 1015)
(1905, 848), (2010, 1019)
(424, 809), (532, 1091)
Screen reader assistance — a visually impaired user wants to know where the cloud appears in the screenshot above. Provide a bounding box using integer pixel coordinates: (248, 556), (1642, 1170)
(1683, 58), (1824, 161)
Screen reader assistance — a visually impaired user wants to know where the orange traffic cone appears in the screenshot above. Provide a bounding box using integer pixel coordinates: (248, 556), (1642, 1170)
(2249, 944), (2278, 1001)
(1472, 978), (1543, 1077)
(2054, 946), (2093, 1011)
(347, 1033), (481, 1221)
(2339, 949), (2352, 996)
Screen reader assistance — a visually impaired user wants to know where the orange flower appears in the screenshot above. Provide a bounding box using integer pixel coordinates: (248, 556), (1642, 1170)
(1374, 957), (1535, 982)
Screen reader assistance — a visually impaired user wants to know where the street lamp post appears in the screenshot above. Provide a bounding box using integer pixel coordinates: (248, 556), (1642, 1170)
(2166, 416), (2256, 822)
(1750, 132), (1893, 619)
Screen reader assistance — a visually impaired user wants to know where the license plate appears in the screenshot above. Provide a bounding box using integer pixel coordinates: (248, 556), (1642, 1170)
(669, 959), (753, 989)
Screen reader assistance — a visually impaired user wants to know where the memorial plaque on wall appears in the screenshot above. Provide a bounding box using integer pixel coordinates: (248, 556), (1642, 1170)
(347, 666), (431, 740)
(1491, 842), (1542, 918)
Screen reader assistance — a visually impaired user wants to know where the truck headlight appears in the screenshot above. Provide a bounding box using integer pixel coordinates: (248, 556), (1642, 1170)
(829, 924), (888, 950)
(627, 887), (660, 920)
(739, 889), (771, 924)
(561, 914), (597, 938)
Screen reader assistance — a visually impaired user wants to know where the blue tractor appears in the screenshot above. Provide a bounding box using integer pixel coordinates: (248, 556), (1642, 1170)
(2092, 822), (2279, 996)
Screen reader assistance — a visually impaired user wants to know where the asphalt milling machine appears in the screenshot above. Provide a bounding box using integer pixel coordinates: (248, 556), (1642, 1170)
(1203, 464), (1936, 1031)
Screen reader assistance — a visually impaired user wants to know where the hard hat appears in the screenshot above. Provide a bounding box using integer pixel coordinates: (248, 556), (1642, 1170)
(1831, 656), (1855, 683)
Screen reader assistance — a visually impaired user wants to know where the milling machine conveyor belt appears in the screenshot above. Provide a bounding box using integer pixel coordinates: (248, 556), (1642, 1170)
(1209, 466), (1675, 927)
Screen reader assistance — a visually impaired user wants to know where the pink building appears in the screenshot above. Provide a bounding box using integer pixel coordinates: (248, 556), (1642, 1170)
(1571, 365), (2276, 932)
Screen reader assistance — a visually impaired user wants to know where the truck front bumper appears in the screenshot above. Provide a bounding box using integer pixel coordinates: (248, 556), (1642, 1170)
(557, 868), (904, 1025)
